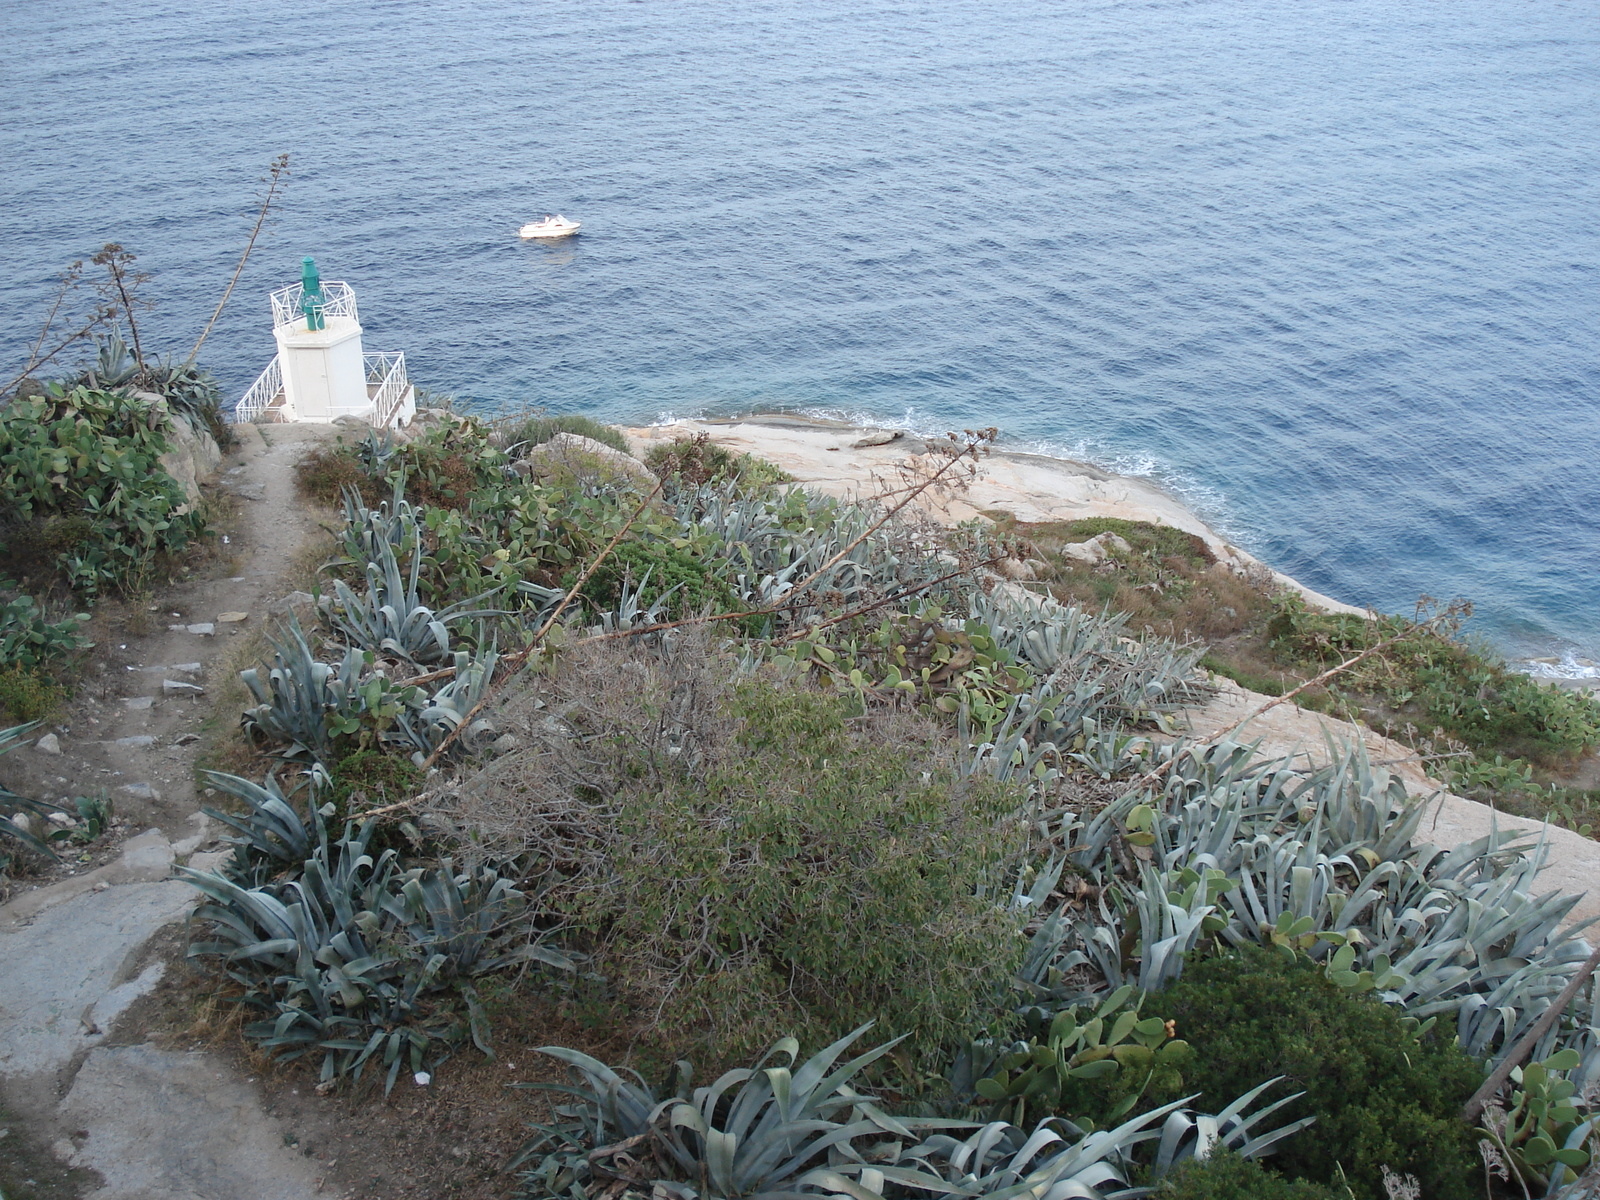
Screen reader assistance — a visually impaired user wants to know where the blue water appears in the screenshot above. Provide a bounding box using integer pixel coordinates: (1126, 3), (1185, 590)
(4, 0), (1599, 666)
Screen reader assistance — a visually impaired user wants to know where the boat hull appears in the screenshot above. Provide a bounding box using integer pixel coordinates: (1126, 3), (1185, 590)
(519, 222), (581, 239)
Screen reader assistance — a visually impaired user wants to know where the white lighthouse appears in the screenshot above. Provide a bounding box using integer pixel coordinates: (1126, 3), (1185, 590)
(233, 258), (415, 428)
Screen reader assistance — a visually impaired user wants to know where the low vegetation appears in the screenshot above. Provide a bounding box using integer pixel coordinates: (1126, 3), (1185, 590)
(0, 331), (227, 887)
(988, 510), (1600, 838)
(144, 405), (1600, 1200)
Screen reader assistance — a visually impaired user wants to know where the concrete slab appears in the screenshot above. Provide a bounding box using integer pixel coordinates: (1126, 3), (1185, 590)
(0, 880), (192, 1080)
(57, 1044), (324, 1200)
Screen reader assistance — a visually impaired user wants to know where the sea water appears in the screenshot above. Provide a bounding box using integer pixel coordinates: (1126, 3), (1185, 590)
(2, 0), (1597, 670)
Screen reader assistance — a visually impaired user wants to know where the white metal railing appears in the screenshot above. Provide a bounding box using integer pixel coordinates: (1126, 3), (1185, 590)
(232, 355), (283, 423)
(269, 280), (359, 332)
(366, 351), (410, 428)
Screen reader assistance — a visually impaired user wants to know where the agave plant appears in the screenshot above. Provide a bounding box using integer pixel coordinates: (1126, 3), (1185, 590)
(322, 508), (501, 665)
(1020, 728), (1600, 1088)
(240, 618), (366, 761)
(200, 769), (322, 884)
(516, 1024), (948, 1200)
(516, 1024), (1318, 1200)
(183, 813), (561, 1093)
(0, 722), (61, 860)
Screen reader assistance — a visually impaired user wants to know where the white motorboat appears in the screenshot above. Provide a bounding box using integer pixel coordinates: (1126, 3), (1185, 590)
(519, 215), (581, 239)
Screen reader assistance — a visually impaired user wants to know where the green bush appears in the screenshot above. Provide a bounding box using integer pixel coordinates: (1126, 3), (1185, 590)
(506, 413), (630, 455)
(0, 388), (205, 597)
(0, 591), (88, 671)
(1158, 946), (1482, 1200)
(1153, 1149), (1342, 1200)
(522, 664), (1027, 1065)
(570, 536), (738, 619)
(643, 432), (791, 493)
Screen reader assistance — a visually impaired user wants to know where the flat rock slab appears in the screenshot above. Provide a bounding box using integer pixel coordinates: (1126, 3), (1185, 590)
(58, 1044), (324, 1200)
(0, 879), (192, 1080)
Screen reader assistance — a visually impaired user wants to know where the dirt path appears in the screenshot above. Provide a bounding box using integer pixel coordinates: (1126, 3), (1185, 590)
(0, 420), (342, 1200)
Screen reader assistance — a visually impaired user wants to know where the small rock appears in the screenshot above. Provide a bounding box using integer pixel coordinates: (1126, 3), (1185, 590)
(1057, 531), (1134, 566)
(124, 696), (154, 711)
(414, 1071), (431, 1086)
(116, 783), (161, 802)
(270, 591), (317, 618)
(33, 733), (62, 756)
(114, 735), (156, 748)
(47, 812), (76, 828)
(169, 662), (203, 674)
(217, 612), (248, 623)
(9, 813), (33, 836)
(229, 482), (267, 501)
(851, 429), (903, 449)
(490, 733), (523, 754)
(173, 732), (201, 746)
(162, 680), (204, 694)
(185, 623), (216, 636)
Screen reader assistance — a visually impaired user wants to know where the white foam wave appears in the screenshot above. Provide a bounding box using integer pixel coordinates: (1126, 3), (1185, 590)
(1515, 651), (1600, 681)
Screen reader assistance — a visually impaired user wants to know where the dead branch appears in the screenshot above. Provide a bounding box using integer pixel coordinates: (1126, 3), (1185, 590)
(187, 153), (290, 365)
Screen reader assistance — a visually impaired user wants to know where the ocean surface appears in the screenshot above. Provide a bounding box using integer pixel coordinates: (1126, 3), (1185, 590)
(3, 0), (1598, 670)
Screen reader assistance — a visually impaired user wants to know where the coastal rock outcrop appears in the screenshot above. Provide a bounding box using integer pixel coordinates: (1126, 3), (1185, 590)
(512, 432), (658, 493)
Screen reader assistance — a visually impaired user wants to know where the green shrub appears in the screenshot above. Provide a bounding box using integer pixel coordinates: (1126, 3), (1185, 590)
(506, 413), (630, 455)
(1153, 1149), (1342, 1200)
(1158, 946), (1482, 1200)
(297, 423), (508, 509)
(478, 652), (1027, 1066)
(643, 432), (791, 492)
(0, 388), (205, 597)
(0, 591), (88, 671)
(0, 667), (65, 723)
(294, 442), (370, 504)
(569, 537), (738, 619)
(326, 748), (422, 819)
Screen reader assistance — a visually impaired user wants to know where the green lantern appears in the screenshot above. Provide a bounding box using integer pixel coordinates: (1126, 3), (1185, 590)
(299, 256), (326, 331)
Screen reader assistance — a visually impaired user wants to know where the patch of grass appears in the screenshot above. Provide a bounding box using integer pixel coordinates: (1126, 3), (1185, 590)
(1268, 594), (1600, 766)
(0, 666), (66, 723)
(503, 413), (631, 456)
(326, 748), (422, 819)
(987, 513), (1272, 645)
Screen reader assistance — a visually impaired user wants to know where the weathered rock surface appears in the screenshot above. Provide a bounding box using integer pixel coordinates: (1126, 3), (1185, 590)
(513, 432), (658, 492)
(0, 831), (177, 933)
(0, 878), (191, 1080)
(852, 428), (902, 448)
(57, 1044), (325, 1200)
(155, 413), (222, 511)
(1057, 531), (1132, 565)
